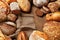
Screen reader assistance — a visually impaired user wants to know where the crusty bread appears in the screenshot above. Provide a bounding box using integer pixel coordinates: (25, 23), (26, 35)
(46, 12), (60, 21)
(17, 0), (30, 12)
(43, 21), (60, 40)
(29, 30), (48, 40)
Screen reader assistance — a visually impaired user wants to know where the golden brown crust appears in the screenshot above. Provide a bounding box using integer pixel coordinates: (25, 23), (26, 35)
(0, 30), (5, 40)
(43, 21), (60, 40)
(34, 30), (49, 40)
(29, 30), (49, 40)
(46, 12), (60, 21)
(17, 0), (30, 12)
(17, 31), (28, 40)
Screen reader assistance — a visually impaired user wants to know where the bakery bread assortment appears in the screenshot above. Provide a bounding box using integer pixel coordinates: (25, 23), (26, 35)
(0, 0), (60, 40)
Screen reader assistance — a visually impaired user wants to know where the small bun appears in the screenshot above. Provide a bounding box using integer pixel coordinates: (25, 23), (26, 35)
(29, 30), (48, 40)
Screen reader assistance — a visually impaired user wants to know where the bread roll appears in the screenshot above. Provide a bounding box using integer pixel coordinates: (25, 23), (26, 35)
(10, 2), (20, 14)
(46, 12), (60, 21)
(29, 30), (48, 40)
(17, 0), (30, 12)
(43, 21), (60, 40)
